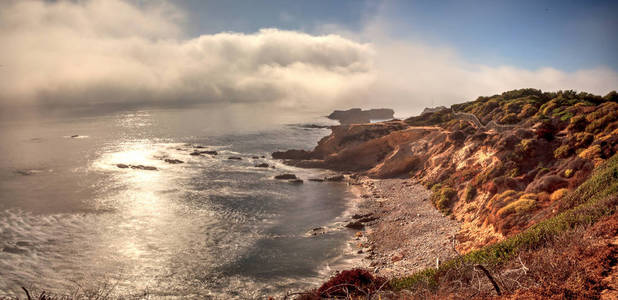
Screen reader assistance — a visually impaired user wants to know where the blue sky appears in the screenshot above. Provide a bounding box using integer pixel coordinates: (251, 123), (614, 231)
(176, 0), (618, 72)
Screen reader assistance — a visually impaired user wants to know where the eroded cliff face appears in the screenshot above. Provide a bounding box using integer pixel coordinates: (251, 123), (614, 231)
(274, 89), (618, 253)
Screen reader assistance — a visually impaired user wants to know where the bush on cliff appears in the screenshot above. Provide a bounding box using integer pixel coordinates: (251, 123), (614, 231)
(430, 184), (457, 214)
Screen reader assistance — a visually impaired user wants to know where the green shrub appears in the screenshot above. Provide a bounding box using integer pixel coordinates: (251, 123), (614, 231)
(431, 184), (457, 214)
(574, 132), (594, 148)
(554, 144), (571, 159)
(585, 111), (618, 134)
(497, 198), (536, 217)
(517, 138), (533, 152)
(500, 113), (519, 124)
(463, 185), (477, 202)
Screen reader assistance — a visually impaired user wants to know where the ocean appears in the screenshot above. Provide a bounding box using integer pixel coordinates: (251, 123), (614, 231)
(0, 106), (358, 298)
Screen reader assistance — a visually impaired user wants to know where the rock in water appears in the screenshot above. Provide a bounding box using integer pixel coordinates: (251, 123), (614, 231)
(255, 163), (269, 168)
(325, 175), (345, 182)
(164, 159), (184, 164)
(116, 164), (129, 168)
(228, 156), (242, 160)
(289, 179), (304, 184)
(200, 151), (218, 155)
(274, 174), (297, 180)
(131, 165), (157, 171)
(327, 108), (394, 124)
(345, 221), (365, 230)
(272, 149), (315, 160)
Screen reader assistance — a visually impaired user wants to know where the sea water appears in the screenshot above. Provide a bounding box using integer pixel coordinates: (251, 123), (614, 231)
(0, 106), (356, 298)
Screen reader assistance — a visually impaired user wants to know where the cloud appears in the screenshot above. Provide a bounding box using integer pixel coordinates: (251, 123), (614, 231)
(0, 0), (616, 117)
(0, 0), (374, 113)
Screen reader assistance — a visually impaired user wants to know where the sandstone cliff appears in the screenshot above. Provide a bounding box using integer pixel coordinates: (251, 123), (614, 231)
(274, 89), (618, 253)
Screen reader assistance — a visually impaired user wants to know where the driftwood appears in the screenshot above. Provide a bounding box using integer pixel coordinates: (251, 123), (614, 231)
(22, 287), (32, 300)
(475, 265), (502, 296)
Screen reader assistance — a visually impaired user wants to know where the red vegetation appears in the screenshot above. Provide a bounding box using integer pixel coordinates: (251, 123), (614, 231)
(312, 269), (388, 298)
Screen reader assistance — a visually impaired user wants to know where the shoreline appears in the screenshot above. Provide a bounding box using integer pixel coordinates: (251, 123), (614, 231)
(335, 175), (461, 279)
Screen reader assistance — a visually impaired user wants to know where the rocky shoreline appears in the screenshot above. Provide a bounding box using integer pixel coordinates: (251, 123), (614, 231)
(342, 176), (460, 278)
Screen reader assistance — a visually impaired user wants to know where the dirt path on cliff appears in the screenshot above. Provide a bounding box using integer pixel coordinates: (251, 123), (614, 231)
(353, 178), (460, 278)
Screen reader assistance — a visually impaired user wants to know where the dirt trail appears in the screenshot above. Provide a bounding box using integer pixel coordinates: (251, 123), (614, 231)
(352, 178), (461, 278)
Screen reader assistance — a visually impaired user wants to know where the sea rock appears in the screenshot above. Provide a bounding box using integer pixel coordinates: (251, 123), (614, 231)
(2, 246), (27, 254)
(325, 175), (345, 182)
(345, 221), (365, 230)
(15, 170), (37, 176)
(255, 163), (269, 168)
(164, 159), (184, 164)
(308, 178), (325, 182)
(189, 151), (202, 156)
(252, 156), (260, 159)
(327, 108), (395, 124)
(130, 165), (157, 171)
(274, 174), (297, 180)
(70, 134), (79, 138)
(116, 164), (129, 168)
(289, 179), (304, 184)
(272, 149), (315, 160)
(310, 227), (325, 236)
(200, 151), (218, 155)
(295, 124), (331, 129)
(228, 156), (242, 160)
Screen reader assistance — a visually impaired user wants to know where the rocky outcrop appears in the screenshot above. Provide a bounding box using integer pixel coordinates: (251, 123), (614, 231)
(164, 159), (183, 164)
(327, 108), (395, 124)
(116, 164), (157, 171)
(272, 149), (315, 160)
(274, 174), (297, 180)
(275, 89), (618, 253)
(421, 106), (448, 116)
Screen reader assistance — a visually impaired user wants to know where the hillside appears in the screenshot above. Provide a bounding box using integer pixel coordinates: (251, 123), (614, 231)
(274, 89), (618, 298)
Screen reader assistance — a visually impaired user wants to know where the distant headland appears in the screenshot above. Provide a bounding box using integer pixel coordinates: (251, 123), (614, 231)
(327, 108), (395, 124)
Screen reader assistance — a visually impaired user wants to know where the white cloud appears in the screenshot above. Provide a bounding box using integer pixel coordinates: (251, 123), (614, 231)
(0, 0), (373, 113)
(0, 0), (616, 117)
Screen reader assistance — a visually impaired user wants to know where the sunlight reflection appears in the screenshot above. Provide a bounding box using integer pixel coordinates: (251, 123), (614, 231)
(90, 137), (188, 291)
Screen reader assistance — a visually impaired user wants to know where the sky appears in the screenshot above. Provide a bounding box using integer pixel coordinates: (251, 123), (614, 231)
(177, 0), (618, 72)
(0, 0), (616, 118)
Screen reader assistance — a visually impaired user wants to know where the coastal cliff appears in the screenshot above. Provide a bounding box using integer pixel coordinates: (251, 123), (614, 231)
(277, 89), (618, 299)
